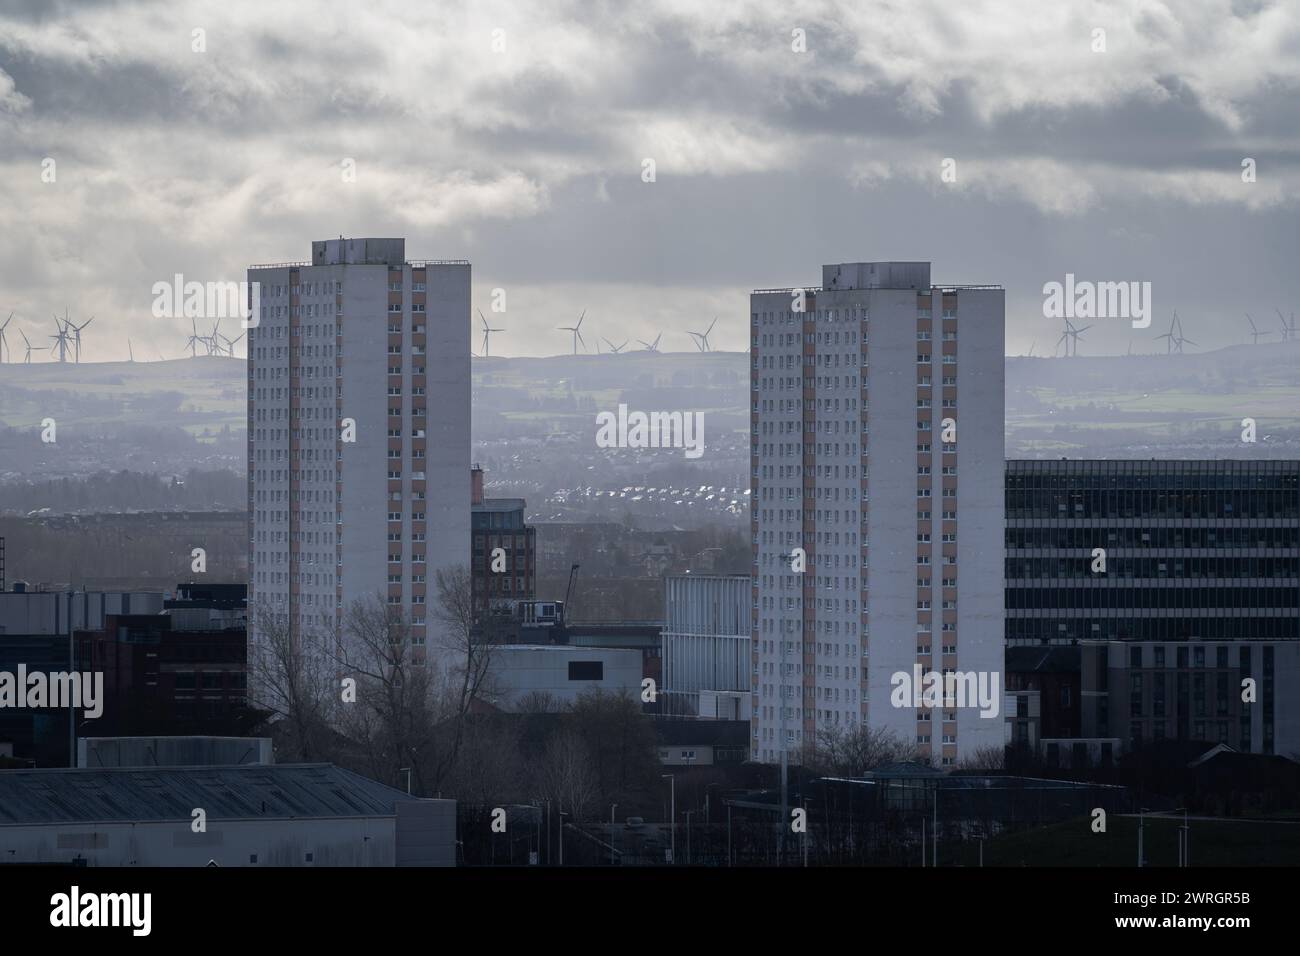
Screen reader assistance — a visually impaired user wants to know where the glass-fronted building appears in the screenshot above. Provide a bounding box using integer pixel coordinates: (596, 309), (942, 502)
(1006, 459), (1299, 645)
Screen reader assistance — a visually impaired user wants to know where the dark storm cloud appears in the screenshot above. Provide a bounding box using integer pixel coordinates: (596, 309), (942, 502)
(0, 0), (133, 23)
(0, 0), (1297, 359)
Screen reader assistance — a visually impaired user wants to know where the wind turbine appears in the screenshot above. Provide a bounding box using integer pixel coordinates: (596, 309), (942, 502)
(19, 329), (46, 364)
(1056, 317), (1076, 357)
(1246, 313), (1270, 345)
(602, 337), (628, 353)
(0, 312), (12, 363)
(222, 331), (245, 357)
(1173, 312), (1195, 352)
(688, 316), (718, 352)
(50, 314), (72, 363)
(558, 310), (587, 354)
(1069, 322), (1091, 356)
(638, 333), (663, 352)
(1155, 313), (1179, 354)
(478, 309), (503, 357)
(185, 317), (203, 358)
(207, 318), (225, 356)
(1278, 309), (1298, 343)
(68, 315), (93, 363)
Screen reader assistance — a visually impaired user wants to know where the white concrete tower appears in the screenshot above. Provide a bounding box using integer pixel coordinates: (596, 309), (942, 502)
(750, 262), (1005, 768)
(247, 238), (470, 662)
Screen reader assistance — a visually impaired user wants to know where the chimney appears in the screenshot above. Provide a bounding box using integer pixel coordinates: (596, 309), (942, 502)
(471, 465), (484, 506)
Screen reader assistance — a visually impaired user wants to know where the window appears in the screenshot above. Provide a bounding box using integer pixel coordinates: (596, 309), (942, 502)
(568, 660), (603, 681)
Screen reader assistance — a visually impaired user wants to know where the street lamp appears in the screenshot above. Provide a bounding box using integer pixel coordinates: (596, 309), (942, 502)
(684, 810), (693, 865)
(661, 773), (676, 863)
(802, 797), (809, 868)
(1178, 808), (1190, 868)
(610, 804), (618, 866)
(727, 802), (733, 867)
(1137, 806), (1150, 868)
(532, 798), (542, 866)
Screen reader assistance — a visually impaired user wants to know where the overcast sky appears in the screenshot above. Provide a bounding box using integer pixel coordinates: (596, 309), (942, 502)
(1, 0), (1298, 361)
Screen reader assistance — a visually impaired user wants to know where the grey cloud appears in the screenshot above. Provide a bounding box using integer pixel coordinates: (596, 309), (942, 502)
(0, 0), (1297, 360)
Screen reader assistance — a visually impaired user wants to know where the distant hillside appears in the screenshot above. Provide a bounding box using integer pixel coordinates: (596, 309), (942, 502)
(2, 344), (1298, 523)
(0, 355), (244, 431)
(0, 356), (244, 483)
(1005, 340), (1300, 458)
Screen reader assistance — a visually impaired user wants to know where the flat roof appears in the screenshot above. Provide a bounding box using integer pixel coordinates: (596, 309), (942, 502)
(0, 763), (428, 826)
(473, 499), (527, 512)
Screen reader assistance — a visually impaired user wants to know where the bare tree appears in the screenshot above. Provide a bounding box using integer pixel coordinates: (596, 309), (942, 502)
(246, 600), (337, 762)
(445, 715), (527, 807)
(569, 689), (660, 806)
(515, 690), (569, 715)
(334, 593), (445, 792)
(419, 564), (500, 786)
(810, 723), (923, 778)
(535, 728), (598, 823)
(957, 744), (1007, 772)
(291, 566), (503, 796)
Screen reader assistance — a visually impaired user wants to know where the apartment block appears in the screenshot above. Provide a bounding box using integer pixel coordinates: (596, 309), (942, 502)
(751, 262), (1005, 767)
(247, 238), (469, 656)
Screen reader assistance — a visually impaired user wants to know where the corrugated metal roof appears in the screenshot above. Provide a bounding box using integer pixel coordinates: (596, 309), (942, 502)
(0, 763), (419, 826)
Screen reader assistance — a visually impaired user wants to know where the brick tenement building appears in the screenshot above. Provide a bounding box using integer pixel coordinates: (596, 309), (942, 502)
(470, 465), (536, 617)
(76, 612), (252, 738)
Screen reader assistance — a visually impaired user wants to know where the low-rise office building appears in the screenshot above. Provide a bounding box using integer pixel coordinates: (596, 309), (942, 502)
(0, 763), (456, 866)
(487, 645), (642, 711)
(1080, 639), (1300, 757)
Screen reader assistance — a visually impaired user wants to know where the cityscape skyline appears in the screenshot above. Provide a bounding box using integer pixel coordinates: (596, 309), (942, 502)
(2, 3), (1299, 923)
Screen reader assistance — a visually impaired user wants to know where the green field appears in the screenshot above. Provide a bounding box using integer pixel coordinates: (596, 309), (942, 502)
(951, 815), (1300, 867)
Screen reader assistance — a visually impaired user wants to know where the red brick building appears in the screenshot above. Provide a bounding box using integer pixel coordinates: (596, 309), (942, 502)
(470, 465), (536, 617)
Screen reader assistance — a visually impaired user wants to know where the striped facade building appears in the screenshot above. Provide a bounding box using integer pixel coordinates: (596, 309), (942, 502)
(247, 238), (469, 659)
(750, 261), (1005, 767)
